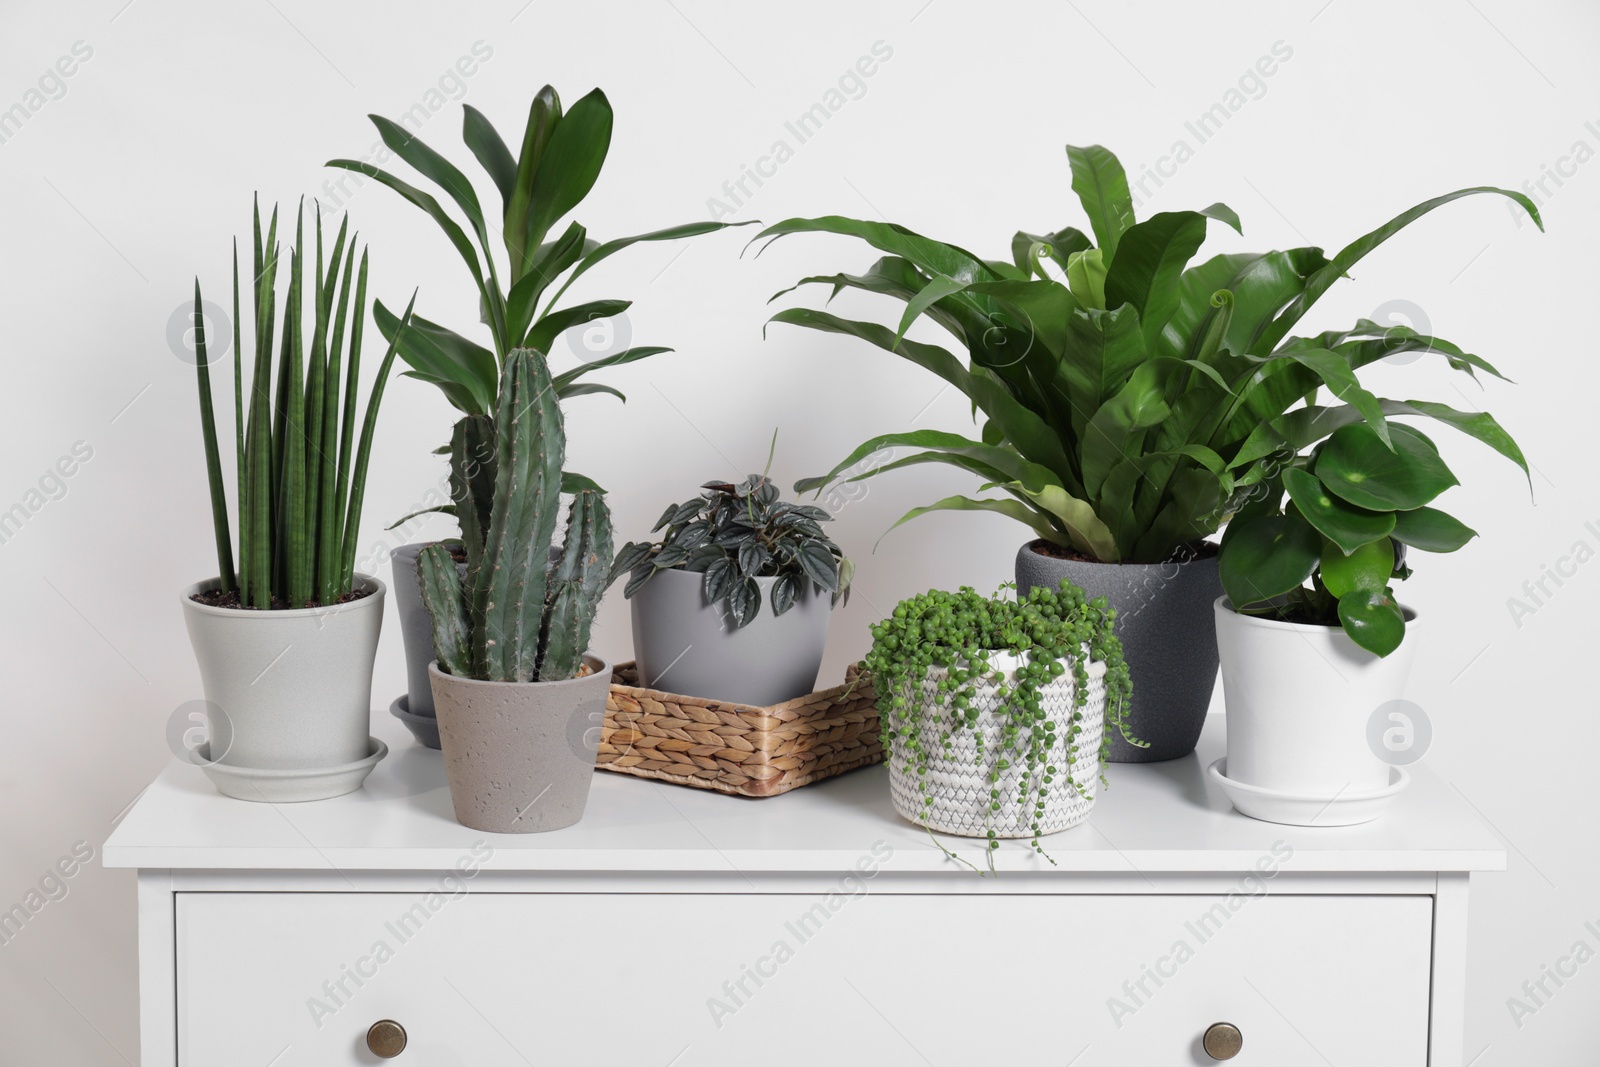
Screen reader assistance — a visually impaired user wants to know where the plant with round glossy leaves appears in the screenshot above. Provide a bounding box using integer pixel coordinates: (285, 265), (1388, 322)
(612, 474), (851, 629)
(1217, 417), (1512, 657)
(863, 581), (1133, 864)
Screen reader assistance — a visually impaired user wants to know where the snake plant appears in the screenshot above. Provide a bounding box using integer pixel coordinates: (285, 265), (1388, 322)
(328, 85), (750, 416)
(416, 348), (612, 682)
(761, 144), (1540, 565)
(191, 199), (414, 608)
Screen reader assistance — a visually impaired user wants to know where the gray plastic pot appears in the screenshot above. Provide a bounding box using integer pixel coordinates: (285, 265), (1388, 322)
(1015, 540), (1221, 763)
(430, 656), (612, 834)
(391, 542), (438, 718)
(181, 575), (386, 800)
(630, 566), (832, 706)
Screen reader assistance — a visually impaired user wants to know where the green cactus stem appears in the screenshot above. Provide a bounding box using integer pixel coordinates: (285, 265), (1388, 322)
(417, 543), (472, 677)
(538, 488), (613, 680)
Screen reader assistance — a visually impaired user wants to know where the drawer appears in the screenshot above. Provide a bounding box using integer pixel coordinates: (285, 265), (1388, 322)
(175, 889), (1432, 1065)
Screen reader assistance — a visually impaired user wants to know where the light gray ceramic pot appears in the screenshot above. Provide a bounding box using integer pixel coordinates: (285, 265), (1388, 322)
(630, 567), (832, 706)
(180, 575), (386, 801)
(1015, 540), (1221, 763)
(430, 655), (612, 834)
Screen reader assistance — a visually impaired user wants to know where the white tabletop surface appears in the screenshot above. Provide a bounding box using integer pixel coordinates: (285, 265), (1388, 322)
(103, 714), (1504, 875)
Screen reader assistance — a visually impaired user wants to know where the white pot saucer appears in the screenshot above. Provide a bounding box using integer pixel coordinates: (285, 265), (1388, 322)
(198, 736), (388, 803)
(389, 694), (442, 750)
(1207, 758), (1409, 827)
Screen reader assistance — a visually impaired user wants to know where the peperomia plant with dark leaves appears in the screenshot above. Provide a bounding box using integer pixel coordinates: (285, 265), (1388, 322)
(612, 475), (853, 629)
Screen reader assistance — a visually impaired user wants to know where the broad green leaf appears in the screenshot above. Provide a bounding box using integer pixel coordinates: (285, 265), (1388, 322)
(793, 429), (1060, 497)
(1390, 506), (1477, 553)
(368, 115), (487, 250)
(505, 85), (563, 278)
(1218, 513), (1321, 606)
(1065, 248), (1107, 308)
(1105, 211), (1212, 350)
(551, 345), (671, 391)
(1257, 186), (1543, 352)
(326, 158), (501, 351)
(1158, 248), (1328, 364)
(1080, 358), (1179, 497)
(506, 222), (589, 343)
(375, 301), (497, 414)
(1316, 423), (1458, 511)
(1320, 536), (1394, 597)
(754, 215), (999, 285)
(399, 370), (481, 415)
(461, 103), (518, 209)
(879, 494), (1066, 551)
(543, 219), (756, 315)
(1008, 481), (1119, 560)
(526, 298), (631, 355)
(896, 273), (973, 344)
(1283, 467), (1395, 554)
(1273, 346), (1391, 448)
(1338, 589), (1406, 657)
(524, 88), (614, 260)
(557, 381), (626, 402)
(1061, 304), (1145, 440)
(1066, 144), (1135, 256)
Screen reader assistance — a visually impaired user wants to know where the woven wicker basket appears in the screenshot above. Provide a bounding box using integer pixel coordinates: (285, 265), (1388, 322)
(887, 653), (1106, 838)
(598, 664), (882, 797)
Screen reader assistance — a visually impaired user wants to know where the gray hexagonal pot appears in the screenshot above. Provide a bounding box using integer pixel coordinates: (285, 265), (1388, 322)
(1015, 540), (1221, 763)
(629, 566), (832, 706)
(180, 575), (386, 801)
(430, 655), (612, 834)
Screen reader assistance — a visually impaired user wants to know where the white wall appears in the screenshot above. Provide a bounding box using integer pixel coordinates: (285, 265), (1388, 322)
(2, 0), (1596, 1060)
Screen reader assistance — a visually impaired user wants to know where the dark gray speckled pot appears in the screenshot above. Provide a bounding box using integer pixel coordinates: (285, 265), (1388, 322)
(1015, 540), (1221, 763)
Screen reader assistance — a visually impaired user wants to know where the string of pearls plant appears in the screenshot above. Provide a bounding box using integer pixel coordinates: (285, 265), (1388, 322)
(863, 580), (1134, 860)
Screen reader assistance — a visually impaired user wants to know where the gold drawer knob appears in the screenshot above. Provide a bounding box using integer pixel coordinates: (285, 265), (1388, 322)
(366, 1019), (407, 1058)
(1203, 1021), (1243, 1060)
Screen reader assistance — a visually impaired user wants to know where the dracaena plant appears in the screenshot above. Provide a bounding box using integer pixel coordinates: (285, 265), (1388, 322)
(759, 144), (1539, 565)
(191, 198), (413, 609)
(1217, 418), (1507, 657)
(327, 85), (748, 417)
(611, 469), (851, 629)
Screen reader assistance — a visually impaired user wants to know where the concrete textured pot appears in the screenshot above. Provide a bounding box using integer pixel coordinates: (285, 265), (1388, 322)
(180, 575), (385, 801)
(1015, 539), (1221, 763)
(630, 566), (832, 706)
(1215, 597), (1419, 798)
(430, 655), (612, 834)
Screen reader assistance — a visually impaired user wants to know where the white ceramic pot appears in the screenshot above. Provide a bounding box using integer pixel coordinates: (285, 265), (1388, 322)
(887, 650), (1107, 839)
(1214, 596), (1418, 796)
(181, 575), (386, 801)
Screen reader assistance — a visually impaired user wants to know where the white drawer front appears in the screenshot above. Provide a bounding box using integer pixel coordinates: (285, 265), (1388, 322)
(176, 890), (1431, 1065)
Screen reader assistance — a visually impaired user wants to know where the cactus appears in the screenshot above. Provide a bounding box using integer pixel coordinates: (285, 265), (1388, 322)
(421, 347), (613, 683)
(538, 489), (613, 680)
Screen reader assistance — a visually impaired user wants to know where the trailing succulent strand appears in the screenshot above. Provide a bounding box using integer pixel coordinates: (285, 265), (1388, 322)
(191, 198), (413, 609)
(863, 580), (1133, 859)
(417, 347), (613, 683)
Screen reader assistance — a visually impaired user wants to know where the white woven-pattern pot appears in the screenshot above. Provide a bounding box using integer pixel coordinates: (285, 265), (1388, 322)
(887, 651), (1107, 838)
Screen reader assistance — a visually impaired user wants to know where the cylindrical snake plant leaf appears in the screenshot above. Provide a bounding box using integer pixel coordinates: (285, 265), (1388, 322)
(192, 280), (236, 594)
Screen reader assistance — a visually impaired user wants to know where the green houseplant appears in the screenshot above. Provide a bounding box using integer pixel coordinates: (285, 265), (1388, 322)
(416, 347), (614, 833)
(328, 86), (748, 737)
(611, 466), (851, 705)
(864, 581), (1132, 864)
(183, 199), (413, 801)
(1210, 414), (1527, 823)
(759, 143), (1539, 762)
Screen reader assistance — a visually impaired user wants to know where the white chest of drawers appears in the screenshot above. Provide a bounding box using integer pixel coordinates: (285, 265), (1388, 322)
(104, 716), (1502, 1066)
